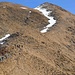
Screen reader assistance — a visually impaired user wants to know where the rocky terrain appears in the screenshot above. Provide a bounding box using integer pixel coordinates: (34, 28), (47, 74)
(0, 2), (75, 75)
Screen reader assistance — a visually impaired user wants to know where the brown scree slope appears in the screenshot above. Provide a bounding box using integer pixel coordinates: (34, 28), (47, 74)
(0, 2), (75, 75)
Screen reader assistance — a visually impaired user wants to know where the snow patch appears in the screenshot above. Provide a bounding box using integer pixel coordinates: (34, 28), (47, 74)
(0, 34), (10, 44)
(20, 7), (27, 9)
(35, 6), (56, 33)
(29, 11), (32, 13)
(3, 6), (6, 8)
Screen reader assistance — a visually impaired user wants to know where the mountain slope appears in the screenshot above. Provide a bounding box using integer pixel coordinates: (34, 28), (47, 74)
(0, 2), (75, 75)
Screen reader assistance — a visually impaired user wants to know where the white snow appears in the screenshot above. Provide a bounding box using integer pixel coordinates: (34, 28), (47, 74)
(3, 6), (6, 8)
(35, 6), (56, 33)
(20, 7), (27, 9)
(0, 42), (4, 45)
(40, 27), (49, 33)
(29, 11), (32, 13)
(0, 34), (10, 44)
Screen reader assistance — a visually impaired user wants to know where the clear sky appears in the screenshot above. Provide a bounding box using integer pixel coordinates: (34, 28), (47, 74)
(0, 0), (75, 14)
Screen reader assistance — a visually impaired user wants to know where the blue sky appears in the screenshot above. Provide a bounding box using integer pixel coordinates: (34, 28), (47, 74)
(0, 0), (75, 14)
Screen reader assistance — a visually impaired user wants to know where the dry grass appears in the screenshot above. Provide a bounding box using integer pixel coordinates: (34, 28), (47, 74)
(0, 2), (75, 75)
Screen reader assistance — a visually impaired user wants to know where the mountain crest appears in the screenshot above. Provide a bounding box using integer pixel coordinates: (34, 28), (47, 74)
(0, 2), (75, 75)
